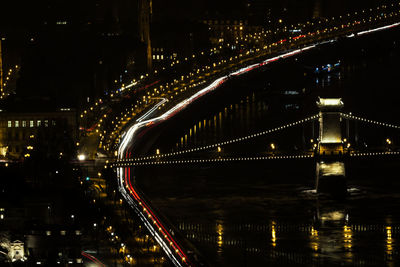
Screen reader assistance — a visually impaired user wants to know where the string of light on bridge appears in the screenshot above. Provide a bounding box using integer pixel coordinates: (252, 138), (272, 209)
(341, 113), (400, 129)
(113, 154), (314, 168)
(119, 114), (319, 163)
(350, 151), (400, 157)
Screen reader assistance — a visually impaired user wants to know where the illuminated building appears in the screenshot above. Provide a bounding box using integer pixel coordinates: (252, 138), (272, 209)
(0, 108), (76, 160)
(202, 19), (262, 45)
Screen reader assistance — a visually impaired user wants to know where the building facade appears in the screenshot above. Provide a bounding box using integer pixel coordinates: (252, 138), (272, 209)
(0, 109), (76, 160)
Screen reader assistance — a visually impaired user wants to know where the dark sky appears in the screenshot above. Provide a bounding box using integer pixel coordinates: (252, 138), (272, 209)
(0, 0), (390, 32)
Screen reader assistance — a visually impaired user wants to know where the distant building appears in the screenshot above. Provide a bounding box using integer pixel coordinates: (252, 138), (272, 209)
(202, 19), (262, 45)
(0, 108), (77, 160)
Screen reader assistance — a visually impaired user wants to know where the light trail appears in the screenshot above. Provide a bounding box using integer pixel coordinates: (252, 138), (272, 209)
(136, 97), (168, 122)
(117, 166), (185, 266)
(116, 20), (400, 266)
(357, 22), (400, 36)
(81, 251), (106, 267)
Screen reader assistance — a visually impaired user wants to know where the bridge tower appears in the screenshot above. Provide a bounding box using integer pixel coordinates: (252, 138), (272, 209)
(312, 0), (322, 19)
(139, 0), (153, 72)
(315, 98), (346, 196)
(317, 97), (344, 155)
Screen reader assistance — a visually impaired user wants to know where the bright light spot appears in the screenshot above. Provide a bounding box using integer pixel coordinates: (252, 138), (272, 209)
(318, 98), (343, 106)
(78, 154), (86, 161)
(319, 162), (345, 176)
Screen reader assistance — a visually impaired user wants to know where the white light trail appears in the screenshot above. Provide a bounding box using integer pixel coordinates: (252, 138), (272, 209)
(357, 22), (400, 36)
(136, 98), (168, 122)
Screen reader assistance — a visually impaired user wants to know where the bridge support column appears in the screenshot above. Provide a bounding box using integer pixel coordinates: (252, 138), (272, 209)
(316, 161), (346, 196)
(315, 98), (346, 196)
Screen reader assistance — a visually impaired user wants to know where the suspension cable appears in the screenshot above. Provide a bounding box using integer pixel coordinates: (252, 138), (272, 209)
(122, 114), (320, 162)
(113, 154), (314, 167)
(350, 151), (400, 157)
(341, 113), (400, 129)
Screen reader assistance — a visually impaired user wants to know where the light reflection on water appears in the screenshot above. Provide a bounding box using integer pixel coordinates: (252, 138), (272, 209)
(173, 204), (399, 266)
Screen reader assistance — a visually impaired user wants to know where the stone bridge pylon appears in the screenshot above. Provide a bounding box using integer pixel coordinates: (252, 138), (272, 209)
(315, 98), (346, 195)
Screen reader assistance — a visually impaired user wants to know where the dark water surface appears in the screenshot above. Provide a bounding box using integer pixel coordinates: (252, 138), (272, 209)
(134, 27), (400, 266)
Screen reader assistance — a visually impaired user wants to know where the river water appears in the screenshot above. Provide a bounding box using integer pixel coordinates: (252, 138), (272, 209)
(134, 27), (400, 266)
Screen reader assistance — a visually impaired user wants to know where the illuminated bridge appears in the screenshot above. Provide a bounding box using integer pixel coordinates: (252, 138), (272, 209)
(113, 98), (400, 265)
(106, 15), (400, 266)
(113, 97), (400, 164)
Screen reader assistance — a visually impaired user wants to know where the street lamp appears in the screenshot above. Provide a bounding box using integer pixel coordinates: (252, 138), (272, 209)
(270, 143), (276, 150)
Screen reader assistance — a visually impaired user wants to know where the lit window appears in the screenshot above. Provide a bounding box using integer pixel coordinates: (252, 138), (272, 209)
(30, 120), (34, 127)
(156, 55), (159, 60)
(44, 120), (49, 127)
(37, 120), (41, 127)
(152, 55), (155, 59)
(161, 55), (164, 60)
(7, 121), (12, 127)
(15, 121), (19, 127)
(22, 121), (27, 127)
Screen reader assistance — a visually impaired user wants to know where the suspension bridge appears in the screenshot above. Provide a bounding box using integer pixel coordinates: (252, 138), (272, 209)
(112, 97), (400, 169)
(112, 96), (400, 265)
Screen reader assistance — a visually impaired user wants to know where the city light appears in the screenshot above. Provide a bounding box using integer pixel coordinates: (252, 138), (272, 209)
(2, 1), (400, 266)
